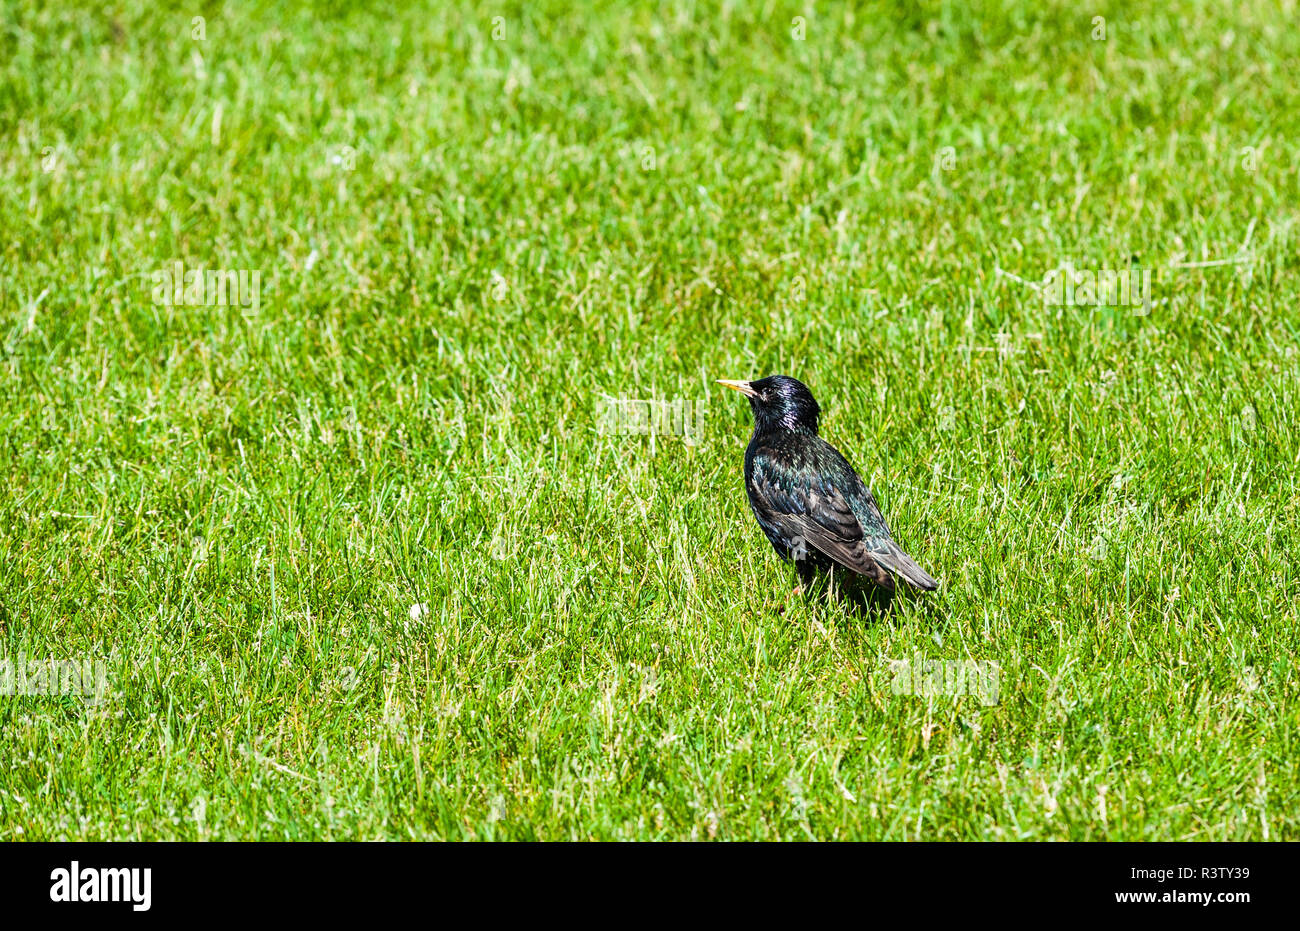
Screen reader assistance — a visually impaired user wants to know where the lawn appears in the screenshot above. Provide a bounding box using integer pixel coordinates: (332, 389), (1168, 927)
(1, 0), (1297, 840)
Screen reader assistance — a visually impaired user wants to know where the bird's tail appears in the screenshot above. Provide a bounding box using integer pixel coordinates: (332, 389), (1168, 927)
(876, 544), (939, 591)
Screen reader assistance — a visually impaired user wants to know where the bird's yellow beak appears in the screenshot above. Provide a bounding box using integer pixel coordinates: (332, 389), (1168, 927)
(716, 379), (757, 398)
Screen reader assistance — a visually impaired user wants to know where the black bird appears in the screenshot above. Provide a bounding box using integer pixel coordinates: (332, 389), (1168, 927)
(718, 375), (938, 598)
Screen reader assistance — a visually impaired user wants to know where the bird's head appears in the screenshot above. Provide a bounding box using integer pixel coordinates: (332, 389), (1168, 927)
(717, 375), (821, 434)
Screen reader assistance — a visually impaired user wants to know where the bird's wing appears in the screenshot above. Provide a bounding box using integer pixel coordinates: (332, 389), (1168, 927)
(846, 484), (939, 591)
(750, 451), (938, 591)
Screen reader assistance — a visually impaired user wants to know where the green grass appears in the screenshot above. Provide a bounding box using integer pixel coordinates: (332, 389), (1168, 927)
(1, 0), (1298, 840)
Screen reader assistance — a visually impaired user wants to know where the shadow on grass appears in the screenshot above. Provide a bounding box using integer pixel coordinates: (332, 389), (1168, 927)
(785, 567), (950, 631)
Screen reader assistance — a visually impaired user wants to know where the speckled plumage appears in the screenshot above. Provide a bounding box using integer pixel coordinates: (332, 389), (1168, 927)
(721, 375), (938, 593)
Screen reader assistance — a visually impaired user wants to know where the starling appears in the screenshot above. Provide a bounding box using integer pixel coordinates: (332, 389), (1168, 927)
(718, 375), (938, 596)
